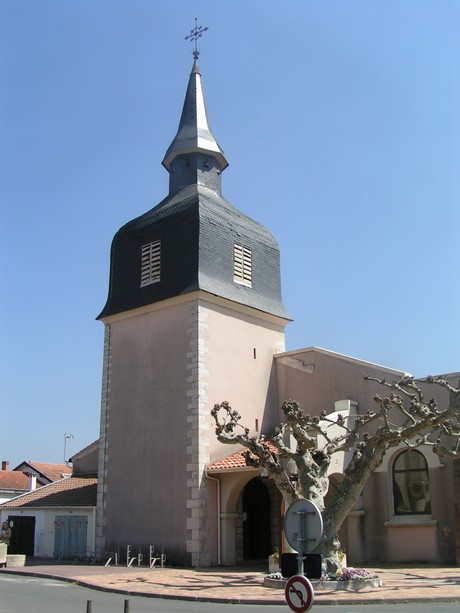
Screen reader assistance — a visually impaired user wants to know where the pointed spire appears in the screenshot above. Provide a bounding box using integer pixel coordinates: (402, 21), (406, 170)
(162, 59), (228, 172)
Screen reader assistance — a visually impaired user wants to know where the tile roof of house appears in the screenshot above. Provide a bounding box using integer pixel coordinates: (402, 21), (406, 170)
(207, 443), (279, 472)
(0, 477), (97, 508)
(0, 470), (30, 491)
(14, 461), (72, 482)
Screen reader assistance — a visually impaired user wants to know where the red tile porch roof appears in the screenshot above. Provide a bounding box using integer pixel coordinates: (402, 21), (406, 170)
(207, 443), (279, 472)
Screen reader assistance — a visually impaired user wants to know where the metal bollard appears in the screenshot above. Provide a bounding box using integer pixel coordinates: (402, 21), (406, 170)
(124, 599), (130, 613)
(86, 601), (92, 613)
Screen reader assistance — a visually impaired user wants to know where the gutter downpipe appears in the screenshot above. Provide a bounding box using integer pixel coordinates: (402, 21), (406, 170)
(92, 507), (97, 557)
(205, 469), (221, 565)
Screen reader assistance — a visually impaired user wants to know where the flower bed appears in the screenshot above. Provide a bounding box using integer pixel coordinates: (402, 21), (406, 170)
(264, 567), (382, 591)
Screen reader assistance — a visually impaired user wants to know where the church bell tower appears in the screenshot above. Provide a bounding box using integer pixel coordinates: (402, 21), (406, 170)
(96, 36), (290, 566)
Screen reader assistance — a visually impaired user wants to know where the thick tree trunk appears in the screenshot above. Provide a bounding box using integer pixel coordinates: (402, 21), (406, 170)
(318, 533), (342, 574)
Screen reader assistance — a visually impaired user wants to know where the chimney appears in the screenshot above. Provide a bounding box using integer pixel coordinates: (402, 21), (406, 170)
(1, 460), (9, 471)
(28, 474), (37, 491)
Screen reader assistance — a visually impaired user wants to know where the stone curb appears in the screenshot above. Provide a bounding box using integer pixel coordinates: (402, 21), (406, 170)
(0, 569), (281, 605)
(1, 567), (459, 606)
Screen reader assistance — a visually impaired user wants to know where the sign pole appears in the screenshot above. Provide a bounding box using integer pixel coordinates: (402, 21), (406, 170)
(295, 507), (320, 575)
(297, 509), (304, 575)
(284, 499), (323, 613)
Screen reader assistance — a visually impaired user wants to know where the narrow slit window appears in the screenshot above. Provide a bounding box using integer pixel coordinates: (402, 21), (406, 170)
(141, 240), (161, 287)
(233, 243), (252, 287)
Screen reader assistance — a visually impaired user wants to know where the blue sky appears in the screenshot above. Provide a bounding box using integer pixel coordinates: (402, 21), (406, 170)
(1, 1), (459, 468)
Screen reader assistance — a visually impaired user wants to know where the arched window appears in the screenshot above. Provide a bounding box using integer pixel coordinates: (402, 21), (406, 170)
(393, 449), (431, 515)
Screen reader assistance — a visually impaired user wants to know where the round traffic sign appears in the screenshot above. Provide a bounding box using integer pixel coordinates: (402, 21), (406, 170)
(285, 574), (314, 612)
(284, 499), (323, 554)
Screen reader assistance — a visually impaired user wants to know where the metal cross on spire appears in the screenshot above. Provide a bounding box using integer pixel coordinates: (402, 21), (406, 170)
(185, 18), (208, 59)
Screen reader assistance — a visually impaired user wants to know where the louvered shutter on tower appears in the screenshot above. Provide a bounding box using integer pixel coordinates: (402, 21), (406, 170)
(141, 240), (161, 286)
(233, 243), (252, 287)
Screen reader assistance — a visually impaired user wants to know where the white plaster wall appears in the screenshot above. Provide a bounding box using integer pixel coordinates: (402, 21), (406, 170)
(0, 493), (25, 504)
(0, 509), (95, 558)
(0, 509), (46, 556)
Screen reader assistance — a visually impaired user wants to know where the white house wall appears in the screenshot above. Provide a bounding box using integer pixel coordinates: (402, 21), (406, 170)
(0, 508), (95, 559)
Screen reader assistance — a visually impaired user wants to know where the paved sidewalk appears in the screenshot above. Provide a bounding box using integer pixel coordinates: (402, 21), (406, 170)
(1, 561), (459, 605)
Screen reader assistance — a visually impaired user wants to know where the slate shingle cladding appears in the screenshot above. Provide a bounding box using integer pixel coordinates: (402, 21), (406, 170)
(98, 59), (289, 321)
(98, 184), (289, 319)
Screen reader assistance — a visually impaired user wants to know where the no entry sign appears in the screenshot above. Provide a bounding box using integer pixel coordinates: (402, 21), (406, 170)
(285, 574), (315, 612)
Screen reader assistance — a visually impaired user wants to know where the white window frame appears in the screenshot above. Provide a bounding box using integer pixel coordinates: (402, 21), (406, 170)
(233, 243), (252, 288)
(383, 446), (438, 528)
(392, 448), (431, 517)
(141, 240), (161, 287)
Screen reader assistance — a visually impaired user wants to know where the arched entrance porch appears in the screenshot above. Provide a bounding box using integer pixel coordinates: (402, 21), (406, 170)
(217, 471), (281, 565)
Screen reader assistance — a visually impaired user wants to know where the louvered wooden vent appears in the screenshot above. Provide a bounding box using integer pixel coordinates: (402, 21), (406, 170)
(233, 243), (252, 287)
(141, 240), (161, 287)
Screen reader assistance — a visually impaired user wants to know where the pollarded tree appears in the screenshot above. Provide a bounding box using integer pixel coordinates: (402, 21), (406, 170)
(211, 375), (460, 573)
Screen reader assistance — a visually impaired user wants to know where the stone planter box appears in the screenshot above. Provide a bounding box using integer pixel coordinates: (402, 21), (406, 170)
(264, 576), (382, 591)
(6, 554), (26, 567)
(313, 577), (382, 591)
(268, 555), (280, 574)
(0, 544), (7, 567)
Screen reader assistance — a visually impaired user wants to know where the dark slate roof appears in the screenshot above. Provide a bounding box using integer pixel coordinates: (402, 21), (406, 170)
(99, 185), (290, 320)
(0, 477), (97, 508)
(98, 59), (289, 321)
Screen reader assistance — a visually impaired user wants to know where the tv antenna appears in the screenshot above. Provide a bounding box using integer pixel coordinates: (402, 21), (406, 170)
(63, 432), (74, 464)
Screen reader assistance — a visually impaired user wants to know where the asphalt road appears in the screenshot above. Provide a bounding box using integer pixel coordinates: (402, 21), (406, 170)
(0, 574), (459, 613)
